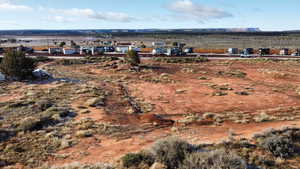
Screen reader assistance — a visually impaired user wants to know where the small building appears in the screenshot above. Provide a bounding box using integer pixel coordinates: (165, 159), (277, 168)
(280, 48), (289, 55)
(63, 48), (78, 55)
(48, 48), (63, 55)
(115, 46), (129, 53)
(228, 48), (239, 54)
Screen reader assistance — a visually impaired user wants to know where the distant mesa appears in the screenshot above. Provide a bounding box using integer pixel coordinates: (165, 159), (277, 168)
(0, 28), (261, 36)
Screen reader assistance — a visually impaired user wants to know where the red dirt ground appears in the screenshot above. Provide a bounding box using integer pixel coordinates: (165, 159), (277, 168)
(47, 60), (300, 166)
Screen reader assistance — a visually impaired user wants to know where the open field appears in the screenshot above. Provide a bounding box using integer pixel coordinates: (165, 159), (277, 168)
(1, 57), (300, 168)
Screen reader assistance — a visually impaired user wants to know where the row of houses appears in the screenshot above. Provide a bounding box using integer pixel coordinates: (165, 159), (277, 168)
(48, 44), (147, 55)
(228, 48), (300, 56)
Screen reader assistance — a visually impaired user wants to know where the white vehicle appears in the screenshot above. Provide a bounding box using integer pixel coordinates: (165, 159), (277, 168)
(115, 46), (129, 54)
(228, 48), (239, 54)
(240, 54), (255, 58)
(184, 48), (193, 53)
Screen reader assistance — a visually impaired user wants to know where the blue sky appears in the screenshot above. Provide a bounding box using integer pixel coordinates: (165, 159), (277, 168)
(0, 0), (299, 30)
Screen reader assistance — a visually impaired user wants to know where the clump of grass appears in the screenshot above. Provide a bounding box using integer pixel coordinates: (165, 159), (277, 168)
(217, 70), (247, 78)
(180, 149), (247, 169)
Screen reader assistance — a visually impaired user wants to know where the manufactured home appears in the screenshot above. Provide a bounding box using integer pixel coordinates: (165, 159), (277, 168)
(48, 48), (63, 55)
(63, 48), (78, 55)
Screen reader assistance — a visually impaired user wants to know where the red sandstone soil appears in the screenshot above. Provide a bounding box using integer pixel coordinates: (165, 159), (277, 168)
(15, 60), (300, 166)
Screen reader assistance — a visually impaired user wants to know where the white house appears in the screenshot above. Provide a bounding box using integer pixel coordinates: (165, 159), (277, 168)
(63, 48), (77, 55)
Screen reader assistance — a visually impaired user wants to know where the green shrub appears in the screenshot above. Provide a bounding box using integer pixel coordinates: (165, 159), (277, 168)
(261, 135), (295, 158)
(121, 152), (154, 168)
(180, 149), (247, 169)
(150, 137), (197, 169)
(126, 50), (140, 66)
(0, 50), (36, 80)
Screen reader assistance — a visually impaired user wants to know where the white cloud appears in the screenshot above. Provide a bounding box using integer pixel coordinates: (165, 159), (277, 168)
(0, 0), (32, 10)
(167, 0), (232, 22)
(49, 8), (135, 23)
(48, 16), (75, 23)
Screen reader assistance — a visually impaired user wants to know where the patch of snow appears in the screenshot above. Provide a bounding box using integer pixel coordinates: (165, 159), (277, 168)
(32, 69), (52, 79)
